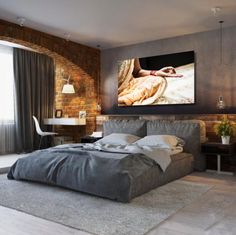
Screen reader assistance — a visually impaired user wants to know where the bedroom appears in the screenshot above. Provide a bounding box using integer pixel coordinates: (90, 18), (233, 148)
(1, 0), (236, 234)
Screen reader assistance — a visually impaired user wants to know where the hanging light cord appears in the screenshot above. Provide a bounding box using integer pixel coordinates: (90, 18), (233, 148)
(219, 20), (224, 64)
(217, 20), (225, 109)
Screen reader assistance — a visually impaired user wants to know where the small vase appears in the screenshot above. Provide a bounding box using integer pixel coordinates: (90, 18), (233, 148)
(221, 136), (230, 144)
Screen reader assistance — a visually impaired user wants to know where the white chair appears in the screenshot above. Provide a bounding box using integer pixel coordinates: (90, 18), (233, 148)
(33, 116), (58, 149)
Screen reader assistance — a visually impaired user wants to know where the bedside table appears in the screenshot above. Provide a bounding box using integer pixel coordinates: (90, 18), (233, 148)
(201, 142), (235, 175)
(81, 136), (102, 143)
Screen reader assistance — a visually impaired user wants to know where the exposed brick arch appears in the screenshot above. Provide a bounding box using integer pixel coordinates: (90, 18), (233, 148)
(0, 19), (99, 75)
(0, 19), (100, 140)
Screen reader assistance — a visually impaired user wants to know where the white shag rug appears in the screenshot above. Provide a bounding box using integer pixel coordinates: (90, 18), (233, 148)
(0, 174), (211, 235)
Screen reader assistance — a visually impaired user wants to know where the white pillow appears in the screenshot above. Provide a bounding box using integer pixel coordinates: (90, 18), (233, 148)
(96, 133), (141, 145)
(134, 135), (185, 148)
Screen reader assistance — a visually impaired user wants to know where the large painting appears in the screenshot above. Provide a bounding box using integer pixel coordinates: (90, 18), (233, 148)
(118, 51), (195, 106)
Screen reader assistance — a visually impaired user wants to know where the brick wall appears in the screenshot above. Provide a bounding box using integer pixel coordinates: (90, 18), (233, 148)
(0, 19), (100, 141)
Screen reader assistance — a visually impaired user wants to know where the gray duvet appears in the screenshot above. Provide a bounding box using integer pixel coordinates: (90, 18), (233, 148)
(8, 145), (161, 202)
(8, 145), (193, 202)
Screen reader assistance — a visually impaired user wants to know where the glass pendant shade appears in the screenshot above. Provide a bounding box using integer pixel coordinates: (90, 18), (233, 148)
(217, 96), (225, 109)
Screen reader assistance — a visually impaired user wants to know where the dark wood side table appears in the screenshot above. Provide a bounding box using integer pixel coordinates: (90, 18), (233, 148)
(81, 136), (102, 143)
(201, 142), (235, 175)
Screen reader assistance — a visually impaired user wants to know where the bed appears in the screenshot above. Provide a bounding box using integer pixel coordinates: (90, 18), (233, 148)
(8, 119), (205, 202)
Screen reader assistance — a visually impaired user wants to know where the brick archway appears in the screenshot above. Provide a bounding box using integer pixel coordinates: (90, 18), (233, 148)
(0, 19), (100, 139)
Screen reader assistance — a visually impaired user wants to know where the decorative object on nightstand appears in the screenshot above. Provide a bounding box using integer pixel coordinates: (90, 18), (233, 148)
(214, 116), (236, 144)
(81, 136), (102, 143)
(81, 131), (103, 143)
(201, 142), (235, 175)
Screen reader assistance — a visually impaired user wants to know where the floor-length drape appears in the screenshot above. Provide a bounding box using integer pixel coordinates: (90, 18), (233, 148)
(13, 48), (55, 152)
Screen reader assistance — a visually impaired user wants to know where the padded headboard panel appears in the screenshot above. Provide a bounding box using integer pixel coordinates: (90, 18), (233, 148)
(147, 120), (205, 171)
(102, 119), (206, 171)
(103, 120), (146, 137)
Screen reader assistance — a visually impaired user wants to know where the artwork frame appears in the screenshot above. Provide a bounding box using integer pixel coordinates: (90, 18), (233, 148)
(79, 110), (86, 119)
(55, 109), (63, 118)
(118, 51), (195, 107)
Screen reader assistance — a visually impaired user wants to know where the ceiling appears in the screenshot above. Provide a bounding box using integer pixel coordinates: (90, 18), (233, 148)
(0, 0), (236, 50)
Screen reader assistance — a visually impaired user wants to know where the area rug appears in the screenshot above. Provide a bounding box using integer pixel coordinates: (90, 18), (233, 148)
(0, 174), (211, 235)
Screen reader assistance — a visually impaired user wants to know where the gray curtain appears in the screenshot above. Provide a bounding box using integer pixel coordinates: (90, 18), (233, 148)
(0, 121), (15, 154)
(13, 48), (55, 152)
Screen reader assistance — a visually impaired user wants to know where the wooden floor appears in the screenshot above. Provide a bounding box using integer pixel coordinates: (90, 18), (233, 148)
(1, 172), (236, 235)
(0, 154), (25, 174)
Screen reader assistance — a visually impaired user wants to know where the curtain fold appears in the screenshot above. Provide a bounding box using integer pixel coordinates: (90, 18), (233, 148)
(0, 120), (15, 154)
(13, 48), (55, 152)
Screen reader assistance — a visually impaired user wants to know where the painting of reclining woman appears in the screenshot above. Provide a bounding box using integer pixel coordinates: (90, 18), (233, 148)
(118, 51), (195, 106)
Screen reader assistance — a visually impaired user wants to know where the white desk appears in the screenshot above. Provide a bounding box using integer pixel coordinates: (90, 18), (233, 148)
(44, 118), (86, 126)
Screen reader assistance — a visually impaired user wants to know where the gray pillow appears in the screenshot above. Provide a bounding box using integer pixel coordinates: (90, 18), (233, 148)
(103, 120), (146, 137)
(147, 120), (205, 171)
(96, 133), (141, 145)
(134, 135), (185, 148)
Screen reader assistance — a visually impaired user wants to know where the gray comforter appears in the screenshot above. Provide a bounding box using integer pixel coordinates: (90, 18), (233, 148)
(8, 144), (171, 202)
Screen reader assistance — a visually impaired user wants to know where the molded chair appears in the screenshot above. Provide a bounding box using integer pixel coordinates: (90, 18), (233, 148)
(32, 116), (58, 149)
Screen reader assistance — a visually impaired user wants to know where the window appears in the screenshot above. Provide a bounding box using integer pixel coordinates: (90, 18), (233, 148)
(0, 45), (14, 122)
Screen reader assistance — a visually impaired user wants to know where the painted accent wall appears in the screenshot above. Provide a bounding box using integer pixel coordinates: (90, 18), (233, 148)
(101, 26), (236, 115)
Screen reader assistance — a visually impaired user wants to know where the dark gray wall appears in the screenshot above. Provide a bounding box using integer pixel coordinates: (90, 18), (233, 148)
(101, 26), (236, 114)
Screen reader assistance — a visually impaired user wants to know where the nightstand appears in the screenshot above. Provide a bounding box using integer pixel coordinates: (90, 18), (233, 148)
(201, 142), (235, 175)
(81, 136), (102, 143)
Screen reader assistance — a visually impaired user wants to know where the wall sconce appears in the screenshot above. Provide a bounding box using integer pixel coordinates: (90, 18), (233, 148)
(62, 75), (75, 94)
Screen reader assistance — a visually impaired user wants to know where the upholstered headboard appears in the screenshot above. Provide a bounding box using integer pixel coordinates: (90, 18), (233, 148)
(147, 120), (205, 171)
(103, 119), (206, 171)
(103, 120), (146, 137)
